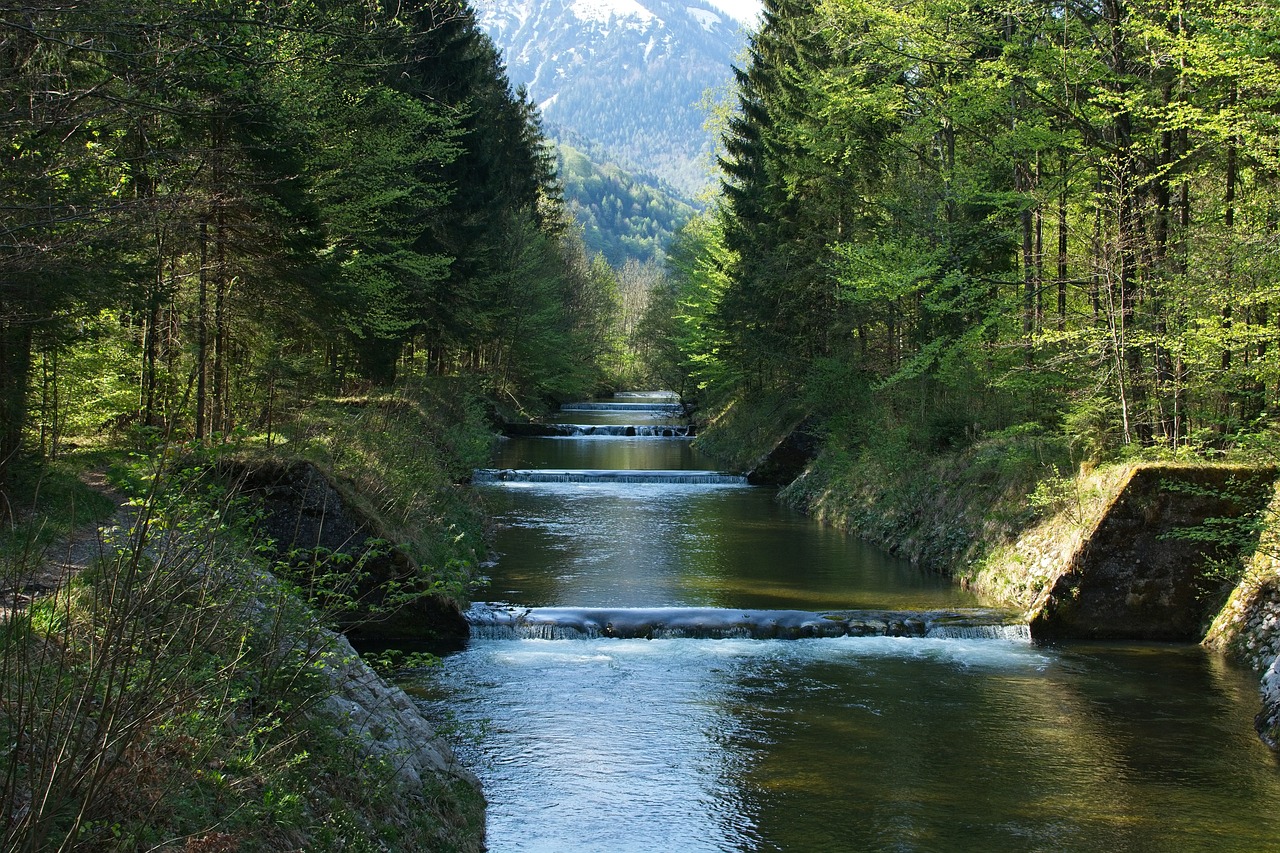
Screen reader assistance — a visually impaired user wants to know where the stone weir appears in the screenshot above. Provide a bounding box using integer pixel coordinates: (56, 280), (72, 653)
(1030, 464), (1278, 641)
(559, 401), (685, 413)
(503, 423), (694, 437)
(466, 604), (1031, 641)
(472, 469), (747, 486)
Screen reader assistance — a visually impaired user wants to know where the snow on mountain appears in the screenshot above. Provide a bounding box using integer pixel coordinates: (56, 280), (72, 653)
(569, 0), (657, 26)
(703, 0), (760, 23)
(474, 0), (754, 195)
(686, 6), (724, 30)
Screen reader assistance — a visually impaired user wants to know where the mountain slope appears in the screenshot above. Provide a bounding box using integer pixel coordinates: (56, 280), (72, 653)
(475, 0), (751, 196)
(558, 143), (695, 265)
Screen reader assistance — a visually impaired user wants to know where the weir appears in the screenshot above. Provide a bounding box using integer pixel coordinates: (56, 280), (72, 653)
(612, 391), (680, 401)
(559, 401), (685, 413)
(466, 603), (1032, 641)
(503, 423), (694, 437)
(472, 468), (747, 485)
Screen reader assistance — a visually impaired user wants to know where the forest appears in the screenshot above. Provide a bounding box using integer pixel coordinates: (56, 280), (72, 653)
(558, 143), (696, 266)
(0, 0), (628, 492)
(0, 5), (624, 845)
(651, 0), (1280, 468)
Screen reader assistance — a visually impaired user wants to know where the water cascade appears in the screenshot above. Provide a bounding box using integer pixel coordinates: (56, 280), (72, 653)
(503, 423), (694, 437)
(559, 401), (685, 413)
(422, 392), (1280, 852)
(466, 603), (1031, 641)
(472, 468), (747, 485)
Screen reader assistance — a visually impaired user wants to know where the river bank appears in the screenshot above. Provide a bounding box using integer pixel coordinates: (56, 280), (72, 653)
(0, 381), (493, 850)
(695, 400), (1280, 748)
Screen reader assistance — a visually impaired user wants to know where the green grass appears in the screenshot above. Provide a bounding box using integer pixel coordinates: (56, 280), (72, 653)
(0, 380), (492, 852)
(0, 455), (117, 556)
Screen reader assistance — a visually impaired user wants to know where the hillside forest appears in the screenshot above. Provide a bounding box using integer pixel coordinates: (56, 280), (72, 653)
(558, 143), (696, 267)
(0, 0), (641, 490)
(649, 0), (1280, 468)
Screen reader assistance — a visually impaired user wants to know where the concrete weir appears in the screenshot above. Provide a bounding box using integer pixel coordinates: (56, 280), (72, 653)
(466, 603), (1031, 641)
(1030, 465), (1278, 641)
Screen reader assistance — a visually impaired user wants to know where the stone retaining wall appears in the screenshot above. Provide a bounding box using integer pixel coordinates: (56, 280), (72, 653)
(1029, 465), (1277, 641)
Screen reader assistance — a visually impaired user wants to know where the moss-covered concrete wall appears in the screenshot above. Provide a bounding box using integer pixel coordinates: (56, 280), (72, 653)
(1028, 465), (1277, 641)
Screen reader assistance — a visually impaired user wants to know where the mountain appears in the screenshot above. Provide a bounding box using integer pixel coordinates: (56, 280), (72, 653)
(474, 0), (754, 197)
(558, 143), (696, 265)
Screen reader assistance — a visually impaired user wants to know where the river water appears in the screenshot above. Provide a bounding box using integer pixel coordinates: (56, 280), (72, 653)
(412, 398), (1280, 852)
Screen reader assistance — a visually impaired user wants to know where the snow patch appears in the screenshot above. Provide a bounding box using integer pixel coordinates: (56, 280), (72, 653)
(570, 0), (657, 25)
(703, 0), (762, 24)
(687, 6), (723, 29)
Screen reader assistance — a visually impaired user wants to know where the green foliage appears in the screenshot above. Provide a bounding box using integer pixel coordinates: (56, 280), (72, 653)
(363, 648), (443, 677)
(558, 144), (697, 266)
(282, 379), (490, 584)
(1160, 477), (1275, 583)
(1, 0), (621, 481)
(639, 0), (1280, 475)
(0, 452), (483, 851)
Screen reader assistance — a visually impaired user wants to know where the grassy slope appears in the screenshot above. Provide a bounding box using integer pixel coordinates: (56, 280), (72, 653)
(697, 393), (1273, 628)
(0, 379), (492, 851)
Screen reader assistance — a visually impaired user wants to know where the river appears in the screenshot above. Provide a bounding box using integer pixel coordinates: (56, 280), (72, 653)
(411, 396), (1280, 852)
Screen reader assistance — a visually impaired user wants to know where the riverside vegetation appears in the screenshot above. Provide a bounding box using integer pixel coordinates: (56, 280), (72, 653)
(0, 1), (638, 849)
(0, 381), (495, 851)
(637, 0), (1280, 745)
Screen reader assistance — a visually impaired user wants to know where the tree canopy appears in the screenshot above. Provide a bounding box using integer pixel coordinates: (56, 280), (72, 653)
(660, 0), (1280, 459)
(0, 0), (619, 482)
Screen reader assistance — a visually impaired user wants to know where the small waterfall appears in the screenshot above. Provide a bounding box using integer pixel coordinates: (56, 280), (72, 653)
(466, 604), (1032, 642)
(926, 623), (1033, 641)
(560, 402), (685, 413)
(613, 391), (680, 402)
(565, 424), (691, 437)
(503, 424), (694, 437)
(472, 469), (748, 486)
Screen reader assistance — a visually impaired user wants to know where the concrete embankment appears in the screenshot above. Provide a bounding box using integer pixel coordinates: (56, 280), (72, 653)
(1204, 480), (1280, 747)
(777, 435), (1280, 747)
(1022, 465), (1276, 641)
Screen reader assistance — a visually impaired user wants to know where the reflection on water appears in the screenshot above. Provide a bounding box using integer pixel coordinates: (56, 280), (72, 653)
(416, 637), (1280, 852)
(479, 482), (974, 610)
(491, 434), (716, 470)
(417, 415), (1280, 852)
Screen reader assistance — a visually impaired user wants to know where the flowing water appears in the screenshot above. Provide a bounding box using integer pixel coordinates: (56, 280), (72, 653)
(411, 397), (1280, 852)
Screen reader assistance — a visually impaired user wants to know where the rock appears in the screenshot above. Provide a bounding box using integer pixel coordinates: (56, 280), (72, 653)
(1258, 657), (1280, 749)
(317, 631), (480, 793)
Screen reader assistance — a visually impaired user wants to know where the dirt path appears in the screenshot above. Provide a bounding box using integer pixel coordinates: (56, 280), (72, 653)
(0, 471), (136, 619)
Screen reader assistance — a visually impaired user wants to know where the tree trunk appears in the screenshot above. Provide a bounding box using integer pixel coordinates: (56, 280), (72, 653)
(196, 218), (209, 442)
(0, 318), (34, 487)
